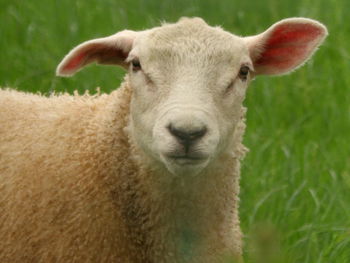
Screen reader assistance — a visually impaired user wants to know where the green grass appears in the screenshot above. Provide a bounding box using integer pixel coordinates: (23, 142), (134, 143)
(1, 0), (349, 262)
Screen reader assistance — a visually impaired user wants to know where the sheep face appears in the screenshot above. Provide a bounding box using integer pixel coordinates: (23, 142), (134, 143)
(128, 19), (251, 176)
(57, 17), (327, 176)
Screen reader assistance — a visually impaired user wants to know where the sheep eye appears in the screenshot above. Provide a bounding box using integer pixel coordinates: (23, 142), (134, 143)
(238, 66), (250, 81)
(131, 59), (141, 71)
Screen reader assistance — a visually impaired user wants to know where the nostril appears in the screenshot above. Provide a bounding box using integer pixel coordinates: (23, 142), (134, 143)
(188, 127), (207, 140)
(167, 123), (207, 143)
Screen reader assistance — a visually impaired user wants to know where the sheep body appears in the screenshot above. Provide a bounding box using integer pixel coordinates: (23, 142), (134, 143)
(0, 85), (131, 262)
(0, 81), (245, 262)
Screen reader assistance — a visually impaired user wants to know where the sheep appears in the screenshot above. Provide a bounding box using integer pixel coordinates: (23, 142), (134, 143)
(0, 17), (327, 263)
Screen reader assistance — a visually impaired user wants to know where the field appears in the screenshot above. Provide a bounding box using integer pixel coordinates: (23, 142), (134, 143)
(1, 0), (349, 262)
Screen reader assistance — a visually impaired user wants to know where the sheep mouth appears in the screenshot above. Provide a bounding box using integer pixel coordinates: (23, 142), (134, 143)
(166, 153), (208, 164)
(161, 152), (211, 175)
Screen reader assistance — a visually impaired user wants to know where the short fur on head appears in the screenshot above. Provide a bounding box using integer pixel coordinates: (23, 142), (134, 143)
(1, 17), (327, 262)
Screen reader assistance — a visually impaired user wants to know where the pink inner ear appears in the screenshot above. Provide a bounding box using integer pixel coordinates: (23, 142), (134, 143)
(61, 43), (105, 73)
(255, 23), (323, 72)
(60, 43), (128, 74)
(63, 51), (88, 72)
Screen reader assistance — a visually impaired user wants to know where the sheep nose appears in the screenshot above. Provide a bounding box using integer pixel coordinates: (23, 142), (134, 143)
(168, 123), (207, 146)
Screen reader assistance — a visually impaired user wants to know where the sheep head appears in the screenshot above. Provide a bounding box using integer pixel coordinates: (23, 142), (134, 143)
(57, 17), (327, 176)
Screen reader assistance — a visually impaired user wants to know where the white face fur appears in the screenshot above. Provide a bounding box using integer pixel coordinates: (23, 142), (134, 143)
(57, 17), (327, 176)
(127, 19), (252, 175)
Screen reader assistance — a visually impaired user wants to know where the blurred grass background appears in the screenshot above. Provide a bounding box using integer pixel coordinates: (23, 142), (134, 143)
(0, 0), (349, 262)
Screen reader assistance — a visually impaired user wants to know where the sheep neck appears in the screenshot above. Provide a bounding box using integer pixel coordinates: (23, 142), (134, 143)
(125, 138), (243, 263)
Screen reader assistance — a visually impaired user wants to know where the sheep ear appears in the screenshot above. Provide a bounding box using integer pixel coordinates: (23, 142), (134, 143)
(56, 30), (139, 77)
(245, 18), (328, 75)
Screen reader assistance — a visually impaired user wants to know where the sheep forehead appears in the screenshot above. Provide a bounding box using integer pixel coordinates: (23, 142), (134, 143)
(135, 18), (247, 66)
